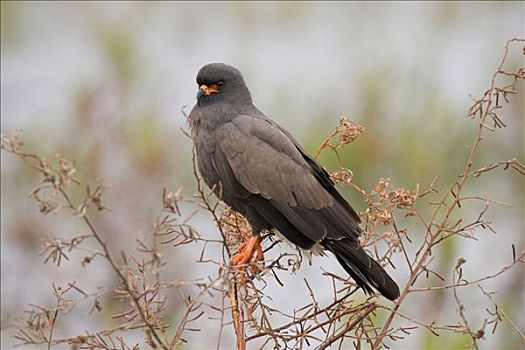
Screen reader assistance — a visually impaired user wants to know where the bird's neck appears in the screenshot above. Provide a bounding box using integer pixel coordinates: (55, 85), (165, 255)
(191, 101), (251, 131)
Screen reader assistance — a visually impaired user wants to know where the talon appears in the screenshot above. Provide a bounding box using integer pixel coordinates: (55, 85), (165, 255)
(232, 251), (249, 265)
(232, 235), (264, 266)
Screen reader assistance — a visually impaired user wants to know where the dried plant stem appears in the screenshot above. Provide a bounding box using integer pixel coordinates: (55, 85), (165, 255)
(59, 189), (168, 350)
(47, 309), (58, 350)
(318, 303), (377, 350)
(371, 37), (525, 350)
(230, 283), (246, 350)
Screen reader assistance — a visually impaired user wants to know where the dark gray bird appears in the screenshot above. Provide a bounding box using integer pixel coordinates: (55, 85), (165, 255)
(189, 63), (400, 301)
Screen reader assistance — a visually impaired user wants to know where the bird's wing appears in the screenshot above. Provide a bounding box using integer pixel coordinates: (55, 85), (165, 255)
(217, 116), (333, 209)
(215, 115), (361, 242)
(267, 119), (361, 224)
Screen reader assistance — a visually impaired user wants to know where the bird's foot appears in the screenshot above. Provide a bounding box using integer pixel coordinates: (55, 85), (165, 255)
(232, 235), (264, 265)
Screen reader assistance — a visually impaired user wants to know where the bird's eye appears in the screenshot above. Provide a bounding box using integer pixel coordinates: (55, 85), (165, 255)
(217, 81), (224, 87)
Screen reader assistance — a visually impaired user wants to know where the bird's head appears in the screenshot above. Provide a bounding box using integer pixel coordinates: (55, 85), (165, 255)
(195, 63), (252, 105)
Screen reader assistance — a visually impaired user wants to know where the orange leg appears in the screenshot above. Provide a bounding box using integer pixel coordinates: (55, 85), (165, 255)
(232, 235), (264, 265)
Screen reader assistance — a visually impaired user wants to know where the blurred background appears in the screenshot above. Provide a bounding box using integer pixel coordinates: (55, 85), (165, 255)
(1, 2), (523, 349)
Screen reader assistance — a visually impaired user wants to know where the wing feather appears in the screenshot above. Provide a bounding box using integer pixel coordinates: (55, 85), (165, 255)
(213, 115), (361, 242)
(216, 117), (334, 210)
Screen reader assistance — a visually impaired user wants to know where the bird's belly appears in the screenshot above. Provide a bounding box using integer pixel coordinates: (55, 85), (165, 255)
(272, 228), (325, 257)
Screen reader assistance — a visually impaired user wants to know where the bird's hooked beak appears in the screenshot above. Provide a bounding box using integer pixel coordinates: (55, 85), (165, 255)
(197, 84), (218, 99)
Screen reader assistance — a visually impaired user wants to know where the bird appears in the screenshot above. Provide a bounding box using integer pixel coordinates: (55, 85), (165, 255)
(189, 63), (400, 301)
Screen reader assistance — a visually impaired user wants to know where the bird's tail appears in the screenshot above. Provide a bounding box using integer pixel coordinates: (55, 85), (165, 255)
(323, 238), (400, 301)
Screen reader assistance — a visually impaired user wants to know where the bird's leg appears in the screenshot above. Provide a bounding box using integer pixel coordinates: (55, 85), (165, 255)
(232, 235), (264, 265)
